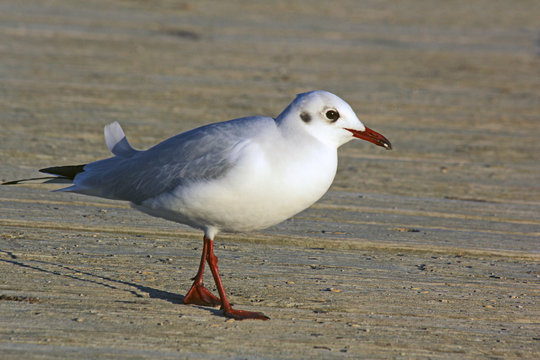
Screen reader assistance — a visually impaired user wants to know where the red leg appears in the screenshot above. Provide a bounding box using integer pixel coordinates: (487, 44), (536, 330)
(183, 236), (221, 307)
(204, 236), (269, 320)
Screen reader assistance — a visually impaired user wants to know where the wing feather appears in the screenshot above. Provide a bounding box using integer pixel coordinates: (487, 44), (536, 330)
(71, 116), (276, 204)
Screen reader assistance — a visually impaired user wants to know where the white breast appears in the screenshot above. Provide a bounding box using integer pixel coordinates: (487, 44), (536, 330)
(138, 136), (338, 233)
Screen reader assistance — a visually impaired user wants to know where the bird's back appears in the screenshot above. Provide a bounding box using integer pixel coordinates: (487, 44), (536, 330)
(67, 116), (277, 204)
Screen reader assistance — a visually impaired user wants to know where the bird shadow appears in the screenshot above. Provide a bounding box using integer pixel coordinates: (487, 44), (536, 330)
(0, 250), (229, 318)
(0, 250), (185, 305)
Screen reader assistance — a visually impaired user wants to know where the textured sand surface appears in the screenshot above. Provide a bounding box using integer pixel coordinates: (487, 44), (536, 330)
(1, 1), (539, 358)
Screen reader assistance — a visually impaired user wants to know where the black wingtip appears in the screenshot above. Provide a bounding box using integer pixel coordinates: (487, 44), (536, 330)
(2, 164), (87, 185)
(1, 176), (63, 185)
(2, 179), (24, 185)
(39, 164), (86, 180)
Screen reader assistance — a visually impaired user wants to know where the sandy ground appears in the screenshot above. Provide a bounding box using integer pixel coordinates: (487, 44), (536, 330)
(0, 0), (539, 358)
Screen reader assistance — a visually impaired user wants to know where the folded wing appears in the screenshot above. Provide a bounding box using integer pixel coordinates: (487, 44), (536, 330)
(65, 117), (275, 205)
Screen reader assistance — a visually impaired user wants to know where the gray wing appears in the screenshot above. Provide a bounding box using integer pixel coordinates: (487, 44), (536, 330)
(71, 116), (276, 204)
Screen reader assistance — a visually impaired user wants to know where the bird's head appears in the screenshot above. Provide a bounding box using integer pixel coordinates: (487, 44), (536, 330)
(277, 90), (392, 150)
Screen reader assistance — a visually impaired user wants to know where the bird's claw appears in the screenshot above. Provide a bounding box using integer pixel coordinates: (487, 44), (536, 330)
(184, 283), (221, 307)
(223, 307), (269, 320)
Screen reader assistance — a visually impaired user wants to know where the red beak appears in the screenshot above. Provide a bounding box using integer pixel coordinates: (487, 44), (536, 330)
(345, 127), (392, 150)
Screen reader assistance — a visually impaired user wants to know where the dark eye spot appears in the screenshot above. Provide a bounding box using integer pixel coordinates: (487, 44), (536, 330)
(300, 112), (311, 123)
(325, 110), (340, 122)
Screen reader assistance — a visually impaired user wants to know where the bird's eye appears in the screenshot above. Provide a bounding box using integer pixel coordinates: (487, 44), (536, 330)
(325, 110), (340, 121)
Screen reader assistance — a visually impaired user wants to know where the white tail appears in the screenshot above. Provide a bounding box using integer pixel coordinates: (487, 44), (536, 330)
(104, 122), (137, 158)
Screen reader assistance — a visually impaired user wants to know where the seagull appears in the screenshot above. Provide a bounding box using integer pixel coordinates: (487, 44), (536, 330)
(3, 90), (391, 320)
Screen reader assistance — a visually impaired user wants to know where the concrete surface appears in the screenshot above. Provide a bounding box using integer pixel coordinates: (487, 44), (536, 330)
(0, 0), (539, 358)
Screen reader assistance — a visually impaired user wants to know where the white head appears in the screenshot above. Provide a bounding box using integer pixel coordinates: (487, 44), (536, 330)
(276, 90), (391, 149)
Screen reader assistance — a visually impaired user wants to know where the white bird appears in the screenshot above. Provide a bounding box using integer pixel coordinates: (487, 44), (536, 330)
(4, 90), (391, 320)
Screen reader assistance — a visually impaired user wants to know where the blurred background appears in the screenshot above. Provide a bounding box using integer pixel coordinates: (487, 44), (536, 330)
(1, 1), (540, 358)
(1, 0), (538, 202)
